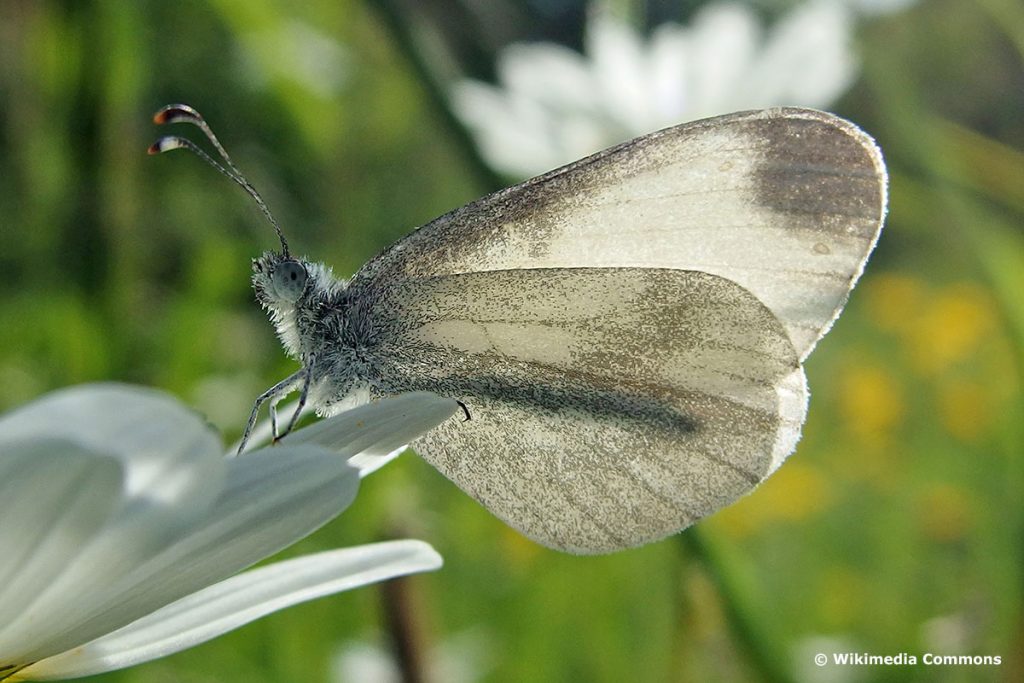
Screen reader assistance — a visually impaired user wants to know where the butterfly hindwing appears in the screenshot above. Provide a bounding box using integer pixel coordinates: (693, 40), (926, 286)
(354, 267), (806, 552)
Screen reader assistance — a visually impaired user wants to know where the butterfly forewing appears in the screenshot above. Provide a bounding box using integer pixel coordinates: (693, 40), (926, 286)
(353, 107), (886, 360)
(355, 268), (806, 552)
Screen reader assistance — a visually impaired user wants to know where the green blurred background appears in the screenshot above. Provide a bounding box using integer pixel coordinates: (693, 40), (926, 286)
(1, 0), (1021, 681)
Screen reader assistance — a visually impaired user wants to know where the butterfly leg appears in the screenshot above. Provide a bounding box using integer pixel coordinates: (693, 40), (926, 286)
(268, 370), (307, 439)
(276, 366), (312, 443)
(237, 370), (306, 455)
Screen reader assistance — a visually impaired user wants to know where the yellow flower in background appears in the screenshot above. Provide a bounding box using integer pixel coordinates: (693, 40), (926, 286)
(916, 483), (973, 543)
(907, 283), (996, 376)
(863, 275), (996, 376)
(937, 379), (994, 443)
(837, 363), (906, 447)
(861, 273), (1012, 442)
(863, 272), (926, 334)
(818, 567), (869, 628)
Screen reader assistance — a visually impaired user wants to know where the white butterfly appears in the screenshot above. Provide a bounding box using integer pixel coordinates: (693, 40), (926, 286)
(152, 105), (886, 554)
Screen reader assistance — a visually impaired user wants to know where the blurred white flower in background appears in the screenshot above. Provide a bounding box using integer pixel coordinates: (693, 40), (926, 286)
(332, 629), (491, 683)
(452, 2), (859, 178)
(790, 634), (859, 683)
(920, 611), (981, 655)
(0, 384), (457, 680)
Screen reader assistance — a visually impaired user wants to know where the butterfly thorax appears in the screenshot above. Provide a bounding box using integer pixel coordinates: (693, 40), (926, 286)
(251, 252), (347, 361)
(252, 251), (381, 414)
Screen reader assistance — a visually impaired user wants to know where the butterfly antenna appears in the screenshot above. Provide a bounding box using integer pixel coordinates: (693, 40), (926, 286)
(148, 104), (290, 257)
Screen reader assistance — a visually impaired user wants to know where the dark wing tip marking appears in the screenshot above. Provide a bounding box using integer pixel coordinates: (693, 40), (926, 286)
(746, 112), (887, 229)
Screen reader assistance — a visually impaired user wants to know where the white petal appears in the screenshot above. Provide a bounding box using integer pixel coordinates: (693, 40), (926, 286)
(0, 383), (223, 507)
(452, 81), (567, 177)
(748, 1), (858, 108)
(687, 3), (761, 118)
(7, 392), (450, 661)
(355, 443), (406, 478)
(648, 23), (691, 125)
(0, 442), (121, 596)
(499, 43), (595, 110)
(284, 392), (459, 475)
(549, 111), (618, 164)
(4, 445), (357, 666)
(333, 642), (399, 683)
(0, 383), (228, 666)
(0, 441), (123, 664)
(19, 541), (442, 680)
(586, 12), (651, 132)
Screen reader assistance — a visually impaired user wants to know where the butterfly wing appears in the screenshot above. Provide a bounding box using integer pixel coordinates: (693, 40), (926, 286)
(353, 107), (886, 359)
(360, 268), (806, 553)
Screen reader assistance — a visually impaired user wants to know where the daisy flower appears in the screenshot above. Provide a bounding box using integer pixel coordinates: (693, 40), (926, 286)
(452, 2), (858, 177)
(0, 383), (457, 680)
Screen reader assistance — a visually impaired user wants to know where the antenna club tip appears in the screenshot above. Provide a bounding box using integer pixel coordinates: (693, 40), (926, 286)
(148, 137), (186, 155)
(153, 103), (202, 126)
(147, 106), (288, 248)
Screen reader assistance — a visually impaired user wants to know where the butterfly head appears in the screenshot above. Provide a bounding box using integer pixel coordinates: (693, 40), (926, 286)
(252, 251), (309, 311)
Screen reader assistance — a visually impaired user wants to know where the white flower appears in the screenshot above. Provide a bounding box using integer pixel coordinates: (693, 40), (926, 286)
(790, 634), (858, 683)
(332, 629), (490, 683)
(0, 383), (458, 680)
(920, 612), (976, 654)
(452, 2), (859, 177)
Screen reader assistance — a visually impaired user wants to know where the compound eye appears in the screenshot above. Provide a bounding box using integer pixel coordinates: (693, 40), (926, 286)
(271, 260), (308, 302)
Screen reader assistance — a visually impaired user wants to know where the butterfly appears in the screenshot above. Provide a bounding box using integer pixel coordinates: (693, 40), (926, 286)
(152, 105), (886, 554)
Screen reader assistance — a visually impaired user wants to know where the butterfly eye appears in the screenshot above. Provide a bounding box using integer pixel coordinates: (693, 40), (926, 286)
(271, 260), (307, 302)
